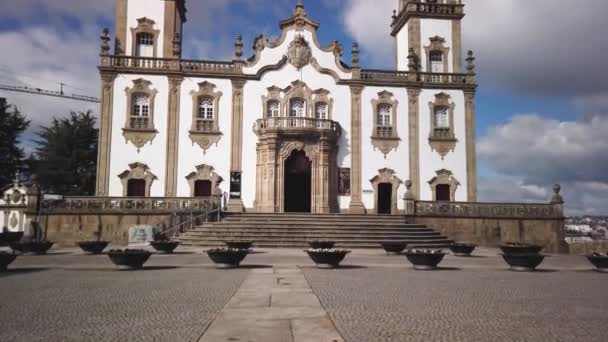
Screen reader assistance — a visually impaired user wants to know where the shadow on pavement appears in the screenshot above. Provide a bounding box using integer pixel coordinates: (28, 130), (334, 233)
(0, 267), (50, 276)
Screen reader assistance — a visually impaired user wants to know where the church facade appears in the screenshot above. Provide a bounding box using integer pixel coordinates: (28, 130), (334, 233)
(96, 0), (477, 215)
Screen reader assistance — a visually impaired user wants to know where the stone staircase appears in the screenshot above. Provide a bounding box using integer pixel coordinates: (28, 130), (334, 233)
(178, 213), (453, 249)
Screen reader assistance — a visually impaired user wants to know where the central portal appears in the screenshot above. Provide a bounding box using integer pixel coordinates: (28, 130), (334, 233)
(284, 150), (312, 213)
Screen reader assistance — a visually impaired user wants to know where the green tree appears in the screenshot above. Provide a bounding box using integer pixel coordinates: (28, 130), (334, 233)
(0, 98), (30, 188)
(30, 111), (98, 195)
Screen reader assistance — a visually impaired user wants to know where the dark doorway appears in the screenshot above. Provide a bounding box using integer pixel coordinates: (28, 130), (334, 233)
(127, 179), (146, 197)
(436, 184), (451, 201)
(284, 150), (311, 213)
(194, 180), (212, 197)
(377, 183), (392, 214)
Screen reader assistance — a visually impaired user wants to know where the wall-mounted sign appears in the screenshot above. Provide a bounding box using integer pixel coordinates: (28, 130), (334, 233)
(363, 190), (374, 194)
(230, 172), (242, 199)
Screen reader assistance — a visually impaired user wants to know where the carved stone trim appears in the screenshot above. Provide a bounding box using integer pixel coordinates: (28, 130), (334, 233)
(96, 72), (117, 196)
(189, 81), (223, 153)
(163, 0), (179, 58)
(407, 87), (421, 200)
(186, 164), (224, 197)
(230, 79), (246, 173)
(428, 169), (460, 202)
(310, 58), (341, 82)
(123, 78), (158, 151)
(408, 18), (421, 65)
(424, 36), (450, 72)
(282, 80), (314, 117)
(428, 92), (457, 159)
(118, 162), (157, 197)
(287, 35), (312, 70)
(262, 86), (283, 117)
(349, 84), (366, 213)
(465, 90), (477, 201)
(114, 0), (128, 55)
(312, 88), (334, 120)
(371, 91), (400, 157)
(130, 17), (161, 57)
(370, 168), (403, 215)
(452, 20), (462, 73)
(164, 76), (183, 197)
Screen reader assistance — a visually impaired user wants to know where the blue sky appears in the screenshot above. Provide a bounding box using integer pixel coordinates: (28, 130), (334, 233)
(0, 0), (607, 215)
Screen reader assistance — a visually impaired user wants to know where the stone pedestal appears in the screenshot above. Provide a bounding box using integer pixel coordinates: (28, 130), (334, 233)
(226, 198), (245, 213)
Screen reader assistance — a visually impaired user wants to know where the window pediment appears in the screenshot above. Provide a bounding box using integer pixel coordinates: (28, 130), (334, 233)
(123, 79), (159, 152)
(189, 81), (223, 153)
(371, 91), (400, 157)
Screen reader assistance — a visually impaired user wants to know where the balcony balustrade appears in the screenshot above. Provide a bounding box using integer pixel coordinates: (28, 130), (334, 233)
(253, 117), (340, 138)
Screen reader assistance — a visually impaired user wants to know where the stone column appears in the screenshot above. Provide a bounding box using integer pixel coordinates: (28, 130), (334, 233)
(164, 76), (183, 197)
(464, 90), (478, 202)
(227, 79), (246, 212)
(266, 135), (278, 213)
(349, 84), (366, 213)
(95, 72), (117, 196)
(318, 137), (331, 214)
(407, 88), (421, 200)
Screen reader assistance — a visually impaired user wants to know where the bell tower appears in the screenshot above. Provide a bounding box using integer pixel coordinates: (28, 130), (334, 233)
(113, 0), (186, 58)
(391, 0), (465, 72)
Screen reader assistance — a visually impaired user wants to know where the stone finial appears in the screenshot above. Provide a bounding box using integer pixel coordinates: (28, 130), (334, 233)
(100, 28), (110, 55)
(352, 42), (359, 67)
(173, 33), (182, 57)
(466, 50), (476, 74)
(235, 34), (243, 60)
(404, 179), (415, 200)
(407, 48), (419, 72)
(392, 9), (397, 20)
(551, 183), (564, 204)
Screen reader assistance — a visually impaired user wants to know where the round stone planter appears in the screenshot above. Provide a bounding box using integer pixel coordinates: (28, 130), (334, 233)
(499, 243), (542, 255)
(0, 252), (17, 271)
(404, 251), (446, 270)
(586, 254), (608, 273)
(305, 250), (350, 269)
(206, 249), (249, 269)
(150, 241), (181, 254)
(0, 231), (24, 246)
(224, 241), (253, 250)
(501, 253), (545, 272)
(107, 249), (151, 270)
(449, 243), (477, 257)
(77, 241), (110, 255)
(9, 241), (54, 255)
(380, 241), (407, 255)
(308, 241), (335, 249)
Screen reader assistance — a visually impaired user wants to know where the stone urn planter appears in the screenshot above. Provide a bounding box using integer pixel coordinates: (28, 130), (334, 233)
(9, 240), (54, 255)
(225, 241), (253, 250)
(107, 249), (151, 270)
(305, 249), (350, 269)
(0, 251), (17, 271)
(449, 243), (477, 257)
(404, 249), (446, 270)
(308, 241), (335, 249)
(206, 248), (249, 269)
(586, 253), (608, 273)
(77, 241), (110, 255)
(499, 243), (542, 255)
(150, 241), (181, 254)
(501, 253), (545, 272)
(380, 241), (407, 255)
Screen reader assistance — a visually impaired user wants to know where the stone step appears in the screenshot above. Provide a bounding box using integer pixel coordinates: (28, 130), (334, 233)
(181, 241), (453, 249)
(180, 235), (448, 242)
(186, 231), (443, 238)
(213, 222), (427, 228)
(190, 227), (440, 234)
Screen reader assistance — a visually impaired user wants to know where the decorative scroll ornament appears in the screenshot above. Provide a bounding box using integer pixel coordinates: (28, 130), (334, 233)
(287, 35), (312, 70)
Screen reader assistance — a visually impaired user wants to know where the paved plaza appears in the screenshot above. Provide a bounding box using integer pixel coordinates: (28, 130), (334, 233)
(1, 247), (607, 342)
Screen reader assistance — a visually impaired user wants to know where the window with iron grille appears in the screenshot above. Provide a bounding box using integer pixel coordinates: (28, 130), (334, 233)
(198, 97), (214, 120)
(315, 102), (328, 120)
(132, 94), (150, 116)
(267, 100), (280, 117)
(290, 98), (305, 117)
(377, 104), (392, 127)
(434, 106), (449, 129)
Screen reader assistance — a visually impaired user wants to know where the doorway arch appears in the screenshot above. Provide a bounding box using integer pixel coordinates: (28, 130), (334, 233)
(284, 150), (312, 213)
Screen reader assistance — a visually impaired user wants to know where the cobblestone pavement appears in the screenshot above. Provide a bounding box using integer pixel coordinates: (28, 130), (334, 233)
(1, 246), (607, 342)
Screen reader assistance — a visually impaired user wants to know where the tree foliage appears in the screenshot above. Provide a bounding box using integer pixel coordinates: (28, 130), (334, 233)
(30, 111), (98, 195)
(0, 99), (30, 188)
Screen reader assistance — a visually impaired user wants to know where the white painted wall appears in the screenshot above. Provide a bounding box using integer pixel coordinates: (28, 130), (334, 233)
(420, 19), (453, 73)
(360, 86), (409, 211)
(418, 89), (467, 201)
(126, 0), (165, 57)
(109, 75), (169, 197)
(396, 22), (410, 71)
(175, 78), (233, 197)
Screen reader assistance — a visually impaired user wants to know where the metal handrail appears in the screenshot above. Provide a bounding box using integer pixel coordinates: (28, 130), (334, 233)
(156, 196), (223, 239)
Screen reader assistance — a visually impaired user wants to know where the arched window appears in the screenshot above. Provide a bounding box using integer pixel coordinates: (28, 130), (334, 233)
(267, 100), (280, 117)
(315, 102), (328, 120)
(377, 104), (392, 127)
(290, 98), (305, 117)
(136, 33), (154, 57)
(429, 50), (444, 73)
(198, 96), (214, 120)
(434, 106), (449, 130)
(130, 94), (150, 129)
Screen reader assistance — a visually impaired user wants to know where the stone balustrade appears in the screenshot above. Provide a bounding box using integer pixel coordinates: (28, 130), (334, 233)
(410, 201), (563, 220)
(253, 117), (341, 137)
(40, 196), (222, 214)
(100, 55), (240, 75)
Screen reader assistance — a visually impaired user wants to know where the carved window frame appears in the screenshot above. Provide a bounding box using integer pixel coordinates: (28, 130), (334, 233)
(428, 92), (457, 159)
(118, 162), (157, 197)
(428, 169), (460, 202)
(262, 86), (283, 117)
(312, 88), (333, 120)
(369, 168), (403, 215)
(185, 164), (224, 197)
(123, 79), (158, 151)
(424, 36), (450, 73)
(282, 80), (313, 118)
(189, 81), (223, 153)
(130, 17), (161, 57)
(370, 91), (400, 157)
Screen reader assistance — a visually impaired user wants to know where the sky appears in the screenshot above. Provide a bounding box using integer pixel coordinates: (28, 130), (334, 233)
(0, 0), (607, 215)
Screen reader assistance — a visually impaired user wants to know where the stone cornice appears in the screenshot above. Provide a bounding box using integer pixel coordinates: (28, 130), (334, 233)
(391, 1), (465, 37)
